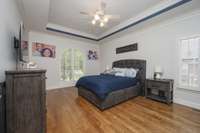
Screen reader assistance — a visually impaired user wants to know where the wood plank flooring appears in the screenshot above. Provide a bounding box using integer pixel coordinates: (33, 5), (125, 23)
(47, 87), (200, 133)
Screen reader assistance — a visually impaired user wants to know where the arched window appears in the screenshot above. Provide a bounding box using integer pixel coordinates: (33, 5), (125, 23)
(61, 49), (84, 81)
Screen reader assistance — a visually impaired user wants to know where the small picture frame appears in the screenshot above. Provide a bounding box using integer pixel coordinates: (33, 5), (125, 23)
(88, 50), (98, 60)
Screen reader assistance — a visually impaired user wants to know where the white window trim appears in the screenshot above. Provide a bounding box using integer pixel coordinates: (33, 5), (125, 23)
(178, 35), (200, 92)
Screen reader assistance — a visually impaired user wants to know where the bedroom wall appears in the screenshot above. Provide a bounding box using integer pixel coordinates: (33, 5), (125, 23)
(100, 10), (200, 109)
(28, 31), (101, 89)
(0, 0), (21, 82)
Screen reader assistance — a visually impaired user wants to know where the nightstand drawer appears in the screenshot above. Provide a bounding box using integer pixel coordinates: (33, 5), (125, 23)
(147, 81), (169, 90)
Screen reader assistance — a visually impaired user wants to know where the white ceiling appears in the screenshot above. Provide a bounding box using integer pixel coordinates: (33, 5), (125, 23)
(17, 0), (200, 40)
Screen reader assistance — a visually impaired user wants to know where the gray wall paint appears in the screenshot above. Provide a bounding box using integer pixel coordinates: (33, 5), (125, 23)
(0, 0), (21, 82)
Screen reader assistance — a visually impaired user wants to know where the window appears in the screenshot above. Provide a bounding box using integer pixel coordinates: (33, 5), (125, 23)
(179, 36), (200, 91)
(61, 49), (84, 81)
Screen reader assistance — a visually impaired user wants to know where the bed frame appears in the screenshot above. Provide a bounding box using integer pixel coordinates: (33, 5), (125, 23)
(78, 59), (146, 110)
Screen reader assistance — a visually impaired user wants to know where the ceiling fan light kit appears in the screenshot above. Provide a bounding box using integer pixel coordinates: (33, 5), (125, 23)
(104, 17), (108, 22)
(92, 20), (96, 25)
(91, 13), (108, 27)
(100, 22), (104, 27)
(94, 14), (100, 20)
(82, 1), (120, 28)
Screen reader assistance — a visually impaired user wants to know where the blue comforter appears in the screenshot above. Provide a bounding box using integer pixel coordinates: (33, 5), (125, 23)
(76, 74), (138, 99)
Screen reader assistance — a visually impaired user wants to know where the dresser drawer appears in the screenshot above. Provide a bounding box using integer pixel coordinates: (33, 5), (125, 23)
(147, 81), (169, 90)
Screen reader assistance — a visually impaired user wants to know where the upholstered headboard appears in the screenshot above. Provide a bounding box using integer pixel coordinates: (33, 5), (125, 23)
(112, 59), (146, 95)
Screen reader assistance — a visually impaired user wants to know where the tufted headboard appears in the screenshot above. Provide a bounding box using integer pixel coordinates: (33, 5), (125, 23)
(112, 59), (146, 95)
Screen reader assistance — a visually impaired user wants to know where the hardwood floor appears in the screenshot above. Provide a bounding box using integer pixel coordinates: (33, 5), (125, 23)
(47, 87), (200, 133)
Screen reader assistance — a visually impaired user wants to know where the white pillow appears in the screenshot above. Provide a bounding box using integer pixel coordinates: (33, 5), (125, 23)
(113, 67), (126, 73)
(114, 67), (138, 78)
(125, 68), (138, 78)
(113, 68), (126, 77)
(104, 68), (117, 75)
(115, 72), (126, 77)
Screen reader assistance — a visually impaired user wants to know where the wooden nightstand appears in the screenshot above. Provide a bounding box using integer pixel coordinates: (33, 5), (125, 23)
(145, 79), (174, 104)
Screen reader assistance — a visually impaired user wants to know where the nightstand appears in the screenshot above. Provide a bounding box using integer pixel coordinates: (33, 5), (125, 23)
(145, 79), (174, 104)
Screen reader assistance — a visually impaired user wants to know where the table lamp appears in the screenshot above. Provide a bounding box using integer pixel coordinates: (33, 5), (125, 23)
(154, 66), (163, 79)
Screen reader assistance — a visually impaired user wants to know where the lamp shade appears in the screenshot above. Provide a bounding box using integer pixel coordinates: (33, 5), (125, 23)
(155, 66), (163, 73)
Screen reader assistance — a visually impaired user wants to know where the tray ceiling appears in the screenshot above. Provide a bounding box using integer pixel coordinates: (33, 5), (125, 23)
(48, 0), (162, 36)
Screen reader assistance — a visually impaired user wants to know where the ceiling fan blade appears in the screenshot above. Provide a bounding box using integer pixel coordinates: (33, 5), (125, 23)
(106, 15), (121, 19)
(80, 12), (94, 17)
(80, 11), (90, 15)
(100, 1), (106, 11)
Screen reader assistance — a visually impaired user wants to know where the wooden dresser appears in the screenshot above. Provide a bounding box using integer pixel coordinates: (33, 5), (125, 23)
(5, 70), (46, 133)
(0, 82), (5, 133)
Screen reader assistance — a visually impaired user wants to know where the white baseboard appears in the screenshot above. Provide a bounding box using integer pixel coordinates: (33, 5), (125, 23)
(46, 87), (61, 90)
(46, 85), (75, 90)
(174, 98), (200, 110)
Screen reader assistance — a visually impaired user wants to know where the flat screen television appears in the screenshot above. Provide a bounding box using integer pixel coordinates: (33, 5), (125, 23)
(14, 22), (27, 63)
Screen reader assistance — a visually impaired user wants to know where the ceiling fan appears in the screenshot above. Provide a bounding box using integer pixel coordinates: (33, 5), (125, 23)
(80, 0), (120, 27)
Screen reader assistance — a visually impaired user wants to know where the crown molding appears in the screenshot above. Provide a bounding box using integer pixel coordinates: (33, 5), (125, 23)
(46, 23), (98, 41)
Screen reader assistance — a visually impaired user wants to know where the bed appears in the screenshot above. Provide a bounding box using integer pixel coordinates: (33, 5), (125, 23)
(76, 59), (146, 110)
